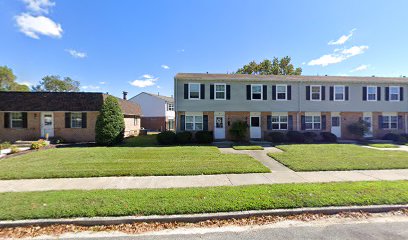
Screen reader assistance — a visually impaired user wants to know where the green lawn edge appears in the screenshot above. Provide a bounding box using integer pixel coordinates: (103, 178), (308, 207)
(233, 146), (264, 150)
(1, 181), (408, 220)
(368, 143), (399, 148)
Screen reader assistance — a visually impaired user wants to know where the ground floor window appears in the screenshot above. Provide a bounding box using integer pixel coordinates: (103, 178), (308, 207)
(185, 115), (203, 131)
(11, 112), (23, 128)
(71, 112), (83, 128)
(305, 115), (321, 130)
(382, 115), (398, 129)
(271, 115), (288, 130)
(168, 119), (175, 130)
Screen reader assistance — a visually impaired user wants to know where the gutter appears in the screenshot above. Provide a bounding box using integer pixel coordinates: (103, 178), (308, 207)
(174, 76), (177, 132)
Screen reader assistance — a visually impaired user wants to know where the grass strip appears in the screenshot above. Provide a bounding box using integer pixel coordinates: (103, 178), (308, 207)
(233, 146), (264, 150)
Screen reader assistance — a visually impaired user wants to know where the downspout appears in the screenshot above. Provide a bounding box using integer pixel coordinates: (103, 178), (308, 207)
(297, 81), (301, 131)
(174, 76), (177, 132)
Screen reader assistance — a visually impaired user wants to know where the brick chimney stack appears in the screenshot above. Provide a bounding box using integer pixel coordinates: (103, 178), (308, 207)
(122, 91), (128, 100)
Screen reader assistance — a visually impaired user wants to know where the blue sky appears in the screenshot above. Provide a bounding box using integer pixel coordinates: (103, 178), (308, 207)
(1, 0), (408, 98)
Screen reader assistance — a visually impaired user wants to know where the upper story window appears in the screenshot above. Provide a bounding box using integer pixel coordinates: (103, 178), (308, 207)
(367, 86), (377, 101)
(251, 84), (262, 100)
(276, 85), (287, 100)
(185, 115), (203, 131)
(167, 103), (174, 111)
(382, 115), (398, 129)
(311, 85), (321, 101)
(271, 115), (288, 130)
(189, 83), (200, 99)
(305, 115), (321, 130)
(334, 85), (345, 101)
(215, 84), (226, 100)
(71, 112), (83, 128)
(11, 112), (23, 128)
(390, 86), (400, 101)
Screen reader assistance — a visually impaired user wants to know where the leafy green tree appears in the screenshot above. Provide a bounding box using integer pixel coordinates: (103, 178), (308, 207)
(95, 96), (125, 146)
(236, 57), (302, 75)
(0, 66), (29, 91)
(33, 75), (80, 92)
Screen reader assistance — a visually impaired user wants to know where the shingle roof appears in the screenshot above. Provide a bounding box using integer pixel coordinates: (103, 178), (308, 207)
(175, 73), (408, 84)
(0, 92), (141, 115)
(131, 92), (174, 103)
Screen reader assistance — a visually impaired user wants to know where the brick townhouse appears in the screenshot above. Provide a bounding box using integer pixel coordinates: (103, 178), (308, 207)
(174, 73), (408, 140)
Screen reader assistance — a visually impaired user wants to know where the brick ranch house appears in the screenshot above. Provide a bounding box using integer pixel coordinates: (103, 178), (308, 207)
(175, 73), (408, 140)
(0, 92), (141, 142)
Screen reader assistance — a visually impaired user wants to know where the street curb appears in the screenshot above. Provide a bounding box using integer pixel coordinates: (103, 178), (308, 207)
(0, 204), (407, 228)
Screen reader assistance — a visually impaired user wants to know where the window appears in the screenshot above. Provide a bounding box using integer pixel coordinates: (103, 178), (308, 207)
(390, 86), (400, 101)
(189, 83), (200, 99)
(382, 115), (398, 129)
(215, 84), (226, 100)
(71, 112), (83, 128)
(250, 116), (260, 127)
(331, 116), (340, 127)
(276, 85), (287, 100)
(167, 103), (174, 111)
(185, 115), (203, 131)
(334, 86), (345, 101)
(271, 115), (288, 130)
(168, 119), (174, 130)
(10, 112), (23, 128)
(311, 85), (321, 101)
(305, 115), (321, 130)
(251, 84), (262, 100)
(367, 86), (377, 101)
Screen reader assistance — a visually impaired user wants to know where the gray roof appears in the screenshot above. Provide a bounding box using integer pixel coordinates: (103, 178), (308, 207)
(175, 73), (408, 84)
(131, 92), (174, 103)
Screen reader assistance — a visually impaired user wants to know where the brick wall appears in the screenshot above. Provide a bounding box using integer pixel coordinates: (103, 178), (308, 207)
(54, 112), (98, 142)
(340, 112), (363, 139)
(124, 116), (140, 137)
(0, 112), (41, 142)
(141, 117), (166, 131)
(225, 111), (250, 140)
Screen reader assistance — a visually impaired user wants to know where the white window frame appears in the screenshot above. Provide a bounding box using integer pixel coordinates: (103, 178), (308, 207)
(276, 84), (287, 101)
(188, 83), (201, 100)
(305, 114), (321, 130)
(214, 83), (226, 100)
(382, 115), (398, 129)
(71, 112), (83, 129)
(334, 85), (345, 101)
(167, 103), (174, 111)
(251, 84), (263, 100)
(367, 86), (377, 101)
(389, 86), (400, 102)
(10, 112), (24, 128)
(271, 114), (288, 130)
(185, 114), (203, 131)
(311, 85), (321, 101)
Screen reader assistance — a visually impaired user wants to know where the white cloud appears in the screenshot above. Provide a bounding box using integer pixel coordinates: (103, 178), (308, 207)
(65, 49), (87, 58)
(328, 28), (356, 45)
(82, 85), (101, 90)
(99, 81), (106, 85)
(161, 65), (170, 69)
(308, 45), (369, 67)
(17, 81), (33, 86)
(23, 0), (55, 14)
(129, 74), (159, 88)
(350, 64), (370, 72)
(15, 13), (62, 39)
(177, 49), (185, 53)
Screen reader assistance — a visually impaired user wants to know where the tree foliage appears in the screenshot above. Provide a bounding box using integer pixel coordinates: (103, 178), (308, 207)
(32, 75), (80, 92)
(95, 96), (125, 146)
(229, 121), (249, 142)
(235, 57), (302, 75)
(0, 66), (29, 91)
(347, 120), (369, 139)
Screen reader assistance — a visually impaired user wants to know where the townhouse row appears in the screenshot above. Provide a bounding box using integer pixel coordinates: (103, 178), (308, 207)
(174, 73), (408, 140)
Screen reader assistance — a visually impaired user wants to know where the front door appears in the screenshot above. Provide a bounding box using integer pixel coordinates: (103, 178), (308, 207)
(250, 116), (261, 139)
(214, 115), (225, 139)
(41, 112), (54, 138)
(363, 113), (373, 137)
(331, 114), (341, 138)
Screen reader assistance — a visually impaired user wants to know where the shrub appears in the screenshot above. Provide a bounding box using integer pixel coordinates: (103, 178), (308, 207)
(49, 137), (64, 144)
(383, 133), (407, 143)
(229, 121), (249, 141)
(303, 132), (318, 143)
(0, 142), (11, 150)
(10, 146), (20, 154)
(95, 96), (125, 146)
(30, 139), (48, 150)
(320, 132), (338, 143)
(268, 132), (287, 143)
(157, 131), (176, 145)
(347, 120), (369, 139)
(286, 131), (305, 143)
(195, 131), (213, 144)
(176, 131), (192, 144)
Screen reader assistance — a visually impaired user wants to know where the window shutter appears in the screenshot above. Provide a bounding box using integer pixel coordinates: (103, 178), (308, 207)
(246, 85), (251, 100)
(287, 85), (292, 100)
(321, 86), (326, 100)
(378, 115), (383, 129)
(184, 84), (188, 99)
(22, 112), (27, 128)
(226, 85), (231, 100)
(377, 87), (381, 101)
(65, 112), (71, 128)
(400, 87), (404, 101)
(288, 115), (293, 130)
(301, 116), (306, 130)
(398, 115), (404, 130)
(4, 112), (10, 128)
(345, 86), (349, 100)
(82, 112), (87, 128)
(272, 85), (276, 100)
(203, 115), (208, 131)
(385, 87), (389, 101)
(200, 84), (205, 99)
(180, 115), (185, 131)
(306, 86), (310, 100)
(362, 87), (367, 101)
(321, 115), (326, 130)
(267, 115), (272, 130)
(210, 84), (214, 100)
(263, 85), (267, 100)
(329, 86), (334, 101)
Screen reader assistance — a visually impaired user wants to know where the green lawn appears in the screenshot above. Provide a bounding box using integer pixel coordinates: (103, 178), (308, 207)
(368, 143), (400, 148)
(233, 146), (264, 150)
(1, 181), (407, 220)
(269, 144), (408, 171)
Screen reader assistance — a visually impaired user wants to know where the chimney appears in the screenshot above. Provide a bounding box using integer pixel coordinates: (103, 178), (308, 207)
(122, 91), (128, 100)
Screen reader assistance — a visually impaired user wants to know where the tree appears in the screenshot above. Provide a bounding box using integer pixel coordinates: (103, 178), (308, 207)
(235, 57), (302, 75)
(33, 75), (80, 92)
(95, 96), (125, 146)
(347, 120), (369, 139)
(0, 66), (29, 91)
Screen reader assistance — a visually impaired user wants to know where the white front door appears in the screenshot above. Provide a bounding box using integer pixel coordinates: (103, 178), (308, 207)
(214, 115), (225, 139)
(331, 113), (341, 138)
(363, 113), (373, 137)
(41, 112), (54, 138)
(250, 116), (261, 139)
